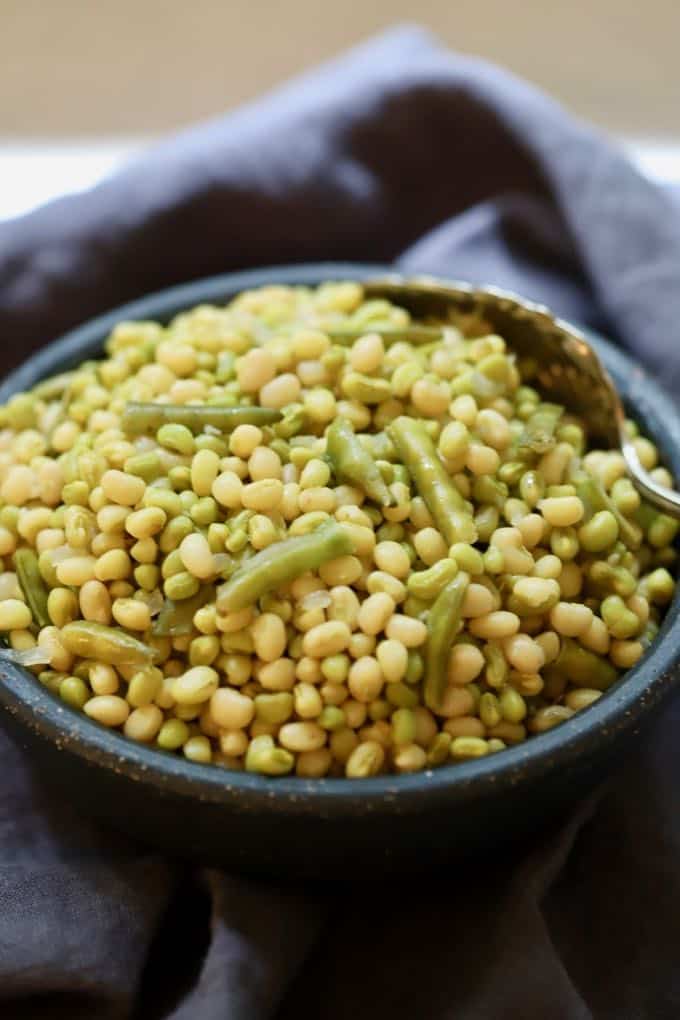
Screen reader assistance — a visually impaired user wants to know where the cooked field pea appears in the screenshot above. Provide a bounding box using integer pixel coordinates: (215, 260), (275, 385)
(0, 281), (674, 775)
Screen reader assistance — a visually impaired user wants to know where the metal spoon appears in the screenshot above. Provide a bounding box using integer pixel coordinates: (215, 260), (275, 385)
(364, 275), (680, 519)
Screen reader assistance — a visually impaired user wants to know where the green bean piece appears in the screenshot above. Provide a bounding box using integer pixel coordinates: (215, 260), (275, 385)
(122, 402), (282, 435)
(218, 521), (354, 612)
(328, 325), (442, 345)
(14, 548), (50, 629)
(326, 417), (394, 508)
(153, 586), (214, 637)
(424, 572), (470, 711)
(60, 622), (158, 667)
(547, 637), (618, 691)
(389, 416), (476, 545)
(575, 475), (642, 550)
(517, 402), (563, 456)
(341, 373), (392, 405)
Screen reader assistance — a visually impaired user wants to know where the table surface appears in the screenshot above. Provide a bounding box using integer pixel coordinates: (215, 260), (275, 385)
(1, 138), (679, 224)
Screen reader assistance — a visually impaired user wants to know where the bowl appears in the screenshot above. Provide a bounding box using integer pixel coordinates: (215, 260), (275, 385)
(0, 262), (678, 878)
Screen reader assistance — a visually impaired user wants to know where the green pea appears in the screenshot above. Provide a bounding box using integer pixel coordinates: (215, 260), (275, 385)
(161, 548), (184, 579)
(479, 691), (502, 728)
(467, 681), (482, 710)
(450, 543), (484, 575)
(610, 477), (640, 515)
(143, 488), (183, 517)
(556, 422), (585, 454)
(124, 451), (163, 482)
(418, 732), (449, 769)
(164, 571), (200, 601)
(391, 708), (416, 745)
(392, 362), (424, 397)
(578, 510), (619, 552)
(407, 558), (458, 600)
(376, 523), (405, 543)
(519, 470), (545, 507)
(6, 393), (37, 429)
(159, 514), (194, 554)
(386, 682), (419, 709)
(226, 528), (248, 553)
(600, 595), (641, 639)
(157, 718), (190, 750)
(587, 561), (636, 599)
(484, 642), (508, 689)
(268, 438), (290, 463)
(368, 698), (391, 721)
(497, 461), (525, 486)
(342, 372), (392, 404)
(499, 685), (527, 723)
(402, 594), (430, 619)
(472, 476), (507, 508)
(645, 567), (675, 605)
(321, 654), (350, 683)
(438, 421), (469, 461)
(477, 351), (509, 382)
(254, 693), (294, 724)
(392, 465), (411, 487)
(0, 505), (19, 531)
(195, 434), (227, 456)
(134, 564), (160, 590)
(648, 514), (679, 549)
(38, 551), (59, 588)
(191, 497), (219, 526)
(157, 423), (195, 455)
(170, 467), (193, 492)
(189, 635), (220, 666)
(405, 651), (424, 685)
(550, 526), (579, 561)
(215, 351), (236, 382)
(61, 480), (90, 506)
(220, 629), (254, 654)
(483, 546), (505, 574)
(245, 736), (294, 775)
(59, 676), (89, 709)
(128, 668), (163, 707)
(475, 505), (500, 543)
(39, 670), (66, 694)
(318, 706), (346, 731)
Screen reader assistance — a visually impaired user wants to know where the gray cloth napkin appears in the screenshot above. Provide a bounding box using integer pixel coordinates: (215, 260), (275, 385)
(1, 25), (679, 1020)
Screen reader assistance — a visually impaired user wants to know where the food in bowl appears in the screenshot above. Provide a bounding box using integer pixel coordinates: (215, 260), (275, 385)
(0, 281), (675, 779)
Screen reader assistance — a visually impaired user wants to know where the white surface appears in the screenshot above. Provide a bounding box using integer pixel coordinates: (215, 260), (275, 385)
(0, 137), (679, 223)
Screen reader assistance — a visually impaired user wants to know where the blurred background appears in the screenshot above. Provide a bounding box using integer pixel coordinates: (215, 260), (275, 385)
(2, 0), (680, 219)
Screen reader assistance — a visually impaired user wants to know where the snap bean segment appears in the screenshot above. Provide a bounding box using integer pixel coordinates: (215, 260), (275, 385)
(122, 402), (282, 435)
(218, 521), (354, 612)
(389, 416), (477, 544)
(326, 417), (394, 507)
(424, 572), (470, 710)
(15, 548), (50, 629)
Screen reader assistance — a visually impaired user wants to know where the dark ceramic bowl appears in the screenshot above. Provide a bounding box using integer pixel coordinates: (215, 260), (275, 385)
(0, 263), (678, 879)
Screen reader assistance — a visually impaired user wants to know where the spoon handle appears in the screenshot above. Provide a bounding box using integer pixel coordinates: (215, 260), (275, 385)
(622, 438), (680, 519)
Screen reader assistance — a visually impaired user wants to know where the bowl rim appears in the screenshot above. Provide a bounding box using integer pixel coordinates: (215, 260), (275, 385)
(0, 261), (678, 815)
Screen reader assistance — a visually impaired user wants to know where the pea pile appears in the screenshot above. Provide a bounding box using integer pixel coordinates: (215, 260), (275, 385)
(0, 281), (676, 778)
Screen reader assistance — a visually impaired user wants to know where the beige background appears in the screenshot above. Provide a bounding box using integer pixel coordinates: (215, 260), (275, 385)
(1, 0), (679, 138)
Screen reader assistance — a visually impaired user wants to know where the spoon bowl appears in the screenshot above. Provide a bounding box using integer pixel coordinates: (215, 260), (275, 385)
(366, 275), (680, 518)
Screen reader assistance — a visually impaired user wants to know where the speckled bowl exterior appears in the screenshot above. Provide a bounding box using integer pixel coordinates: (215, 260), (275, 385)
(0, 263), (678, 878)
